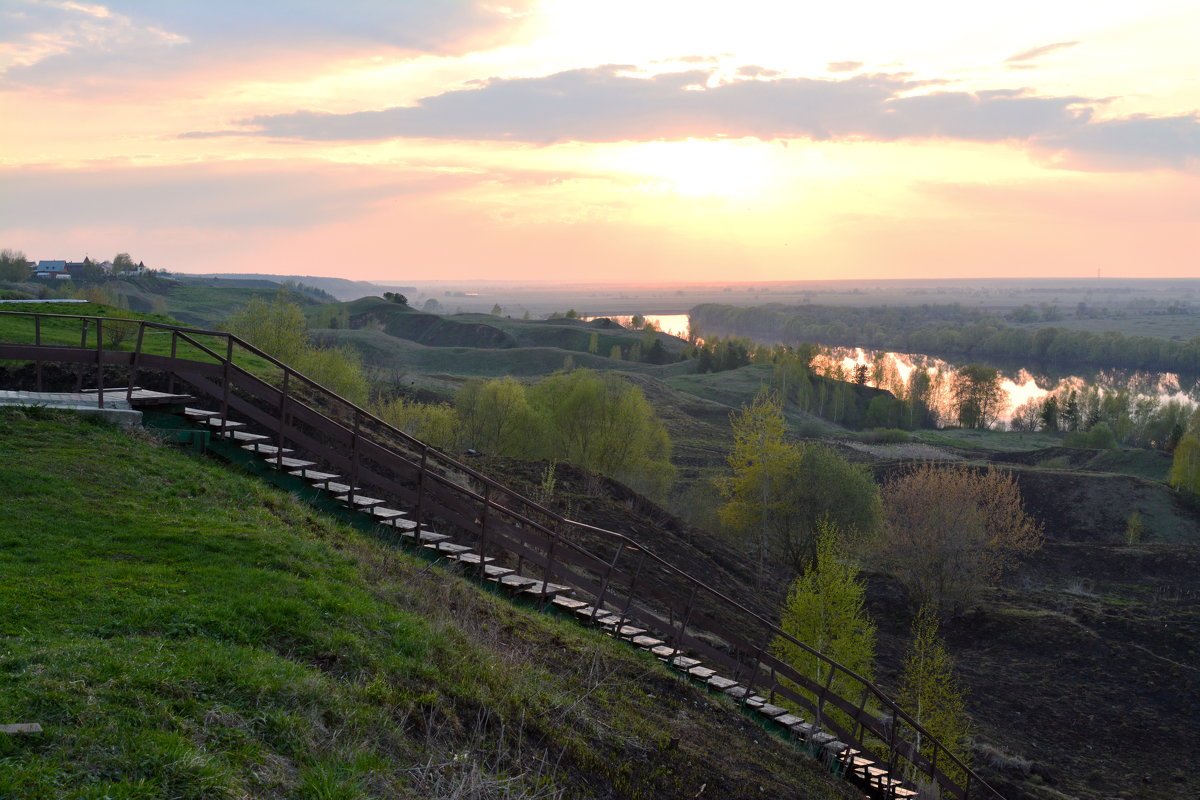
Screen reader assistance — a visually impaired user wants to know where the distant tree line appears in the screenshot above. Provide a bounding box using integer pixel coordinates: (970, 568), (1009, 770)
(690, 302), (1200, 375)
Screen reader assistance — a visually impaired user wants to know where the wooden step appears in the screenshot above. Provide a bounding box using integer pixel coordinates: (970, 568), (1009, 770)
(552, 596), (589, 611)
(482, 564), (515, 579)
(707, 676), (738, 691)
(613, 625), (646, 639)
(371, 506), (408, 520)
(290, 469), (338, 482)
(774, 713), (804, 728)
(243, 443), (292, 455)
(756, 703), (788, 719)
(521, 581), (570, 598)
(631, 635), (664, 649)
(203, 418), (245, 429)
(183, 407), (217, 420)
(383, 517), (418, 531)
(670, 656), (701, 670)
(424, 542), (472, 555)
(496, 574), (541, 590)
(267, 456), (316, 469)
(688, 666), (717, 680)
(650, 645), (680, 659)
(222, 430), (269, 443)
(335, 494), (383, 508)
(454, 552), (496, 566)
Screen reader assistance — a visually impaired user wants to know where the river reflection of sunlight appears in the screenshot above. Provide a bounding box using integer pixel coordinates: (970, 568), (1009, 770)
(819, 346), (1198, 425)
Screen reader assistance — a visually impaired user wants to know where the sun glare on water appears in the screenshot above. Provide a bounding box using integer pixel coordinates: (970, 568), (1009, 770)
(614, 139), (776, 198)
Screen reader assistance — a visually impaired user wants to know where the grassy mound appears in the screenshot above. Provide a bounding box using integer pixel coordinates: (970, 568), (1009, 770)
(0, 409), (852, 800)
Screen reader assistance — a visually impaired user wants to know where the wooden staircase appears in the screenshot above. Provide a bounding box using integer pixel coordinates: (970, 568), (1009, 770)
(0, 310), (1004, 800)
(180, 400), (917, 799)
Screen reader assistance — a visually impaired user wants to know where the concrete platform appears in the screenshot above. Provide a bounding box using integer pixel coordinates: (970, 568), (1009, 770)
(0, 390), (143, 427)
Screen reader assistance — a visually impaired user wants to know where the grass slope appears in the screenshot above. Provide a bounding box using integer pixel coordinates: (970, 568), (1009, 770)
(0, 409), (853, 800)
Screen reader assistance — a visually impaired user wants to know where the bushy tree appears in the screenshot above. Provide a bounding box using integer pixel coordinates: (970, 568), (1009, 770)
(225, 294), (308, 363)
(456, 376), (541, 458)
(375, 397), (459, 451)
(0, 248), (31, 281)
(951, 364), (1005, 429)
(898, 604), (972, 788)
(1169, 433), (1200, 498)
(772, 519), (875, 727)
(226, 291), (368, 403)
(875, 464), (1043, 614)
(719, 391), (882, 576)
(527, 369), (674, 498)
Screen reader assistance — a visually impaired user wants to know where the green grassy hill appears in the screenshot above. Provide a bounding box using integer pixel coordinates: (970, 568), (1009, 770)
(0, 408), (853, 800)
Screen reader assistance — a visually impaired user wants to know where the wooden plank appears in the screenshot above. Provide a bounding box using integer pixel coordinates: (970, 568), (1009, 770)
(384, 518), (418, 532)
(497, 574), (540, 589)
(424, 542), (472, 555)
(687, 666), (717, 680)
(521, 581), (571, 597)
(371, 506), (408, 520)
(203, 418), (245, 429)
(707, 676), (738, 691)
(335, 494), (383, 508)
(774, 713), (803, 727)
(551, 597), (588, 611)
(222, 430), (269, 443)
(243, 444), (292, 455)
(290, 470), (338, 482)
(0, 723), (42, 734)
(671, 656), (701, 670)
(651, 645), (680, 658)
(631, 635), (664, 648)
(453, 552), (495, 566)
(757, 703), (788, 718)
(267, 457), (316, 469)
(482, 564), (515, 578)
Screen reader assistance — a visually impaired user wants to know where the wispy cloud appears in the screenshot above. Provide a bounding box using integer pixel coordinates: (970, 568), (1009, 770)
(0, 0), (539, 90)
(197, 65), (1198, 171)
(1004, 41), (1080, 66)
(827, 61), (863, 73)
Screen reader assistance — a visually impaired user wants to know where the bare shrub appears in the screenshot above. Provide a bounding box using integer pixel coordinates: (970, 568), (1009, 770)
(875, 464), (1043, 614)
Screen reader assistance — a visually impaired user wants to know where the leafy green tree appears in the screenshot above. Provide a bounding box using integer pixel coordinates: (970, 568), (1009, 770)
(898, 604), (971, 788)
(225, 293), (308, 363)
(1169, 433), (1200, 498)
(0, 248), (31, 281)
(1040, 395), (1060, 432)
(527, 369), (674, 498)
(772, 519), (876, 728)
(951, 364), (1005, 429)
(587, 332), (599, 354)
(375, 397), (459, 450)
(490, 303), (502, 316)
(112, 253), (135, 273)
(456, 377), (541, 457)
(719, 391), (882, 575)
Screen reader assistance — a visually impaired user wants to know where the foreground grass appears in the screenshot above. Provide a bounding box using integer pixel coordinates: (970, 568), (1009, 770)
(0, 409), (850, 800)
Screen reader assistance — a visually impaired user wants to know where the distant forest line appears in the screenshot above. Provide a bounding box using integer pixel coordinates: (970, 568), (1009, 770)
(690, 302), (1200, 375)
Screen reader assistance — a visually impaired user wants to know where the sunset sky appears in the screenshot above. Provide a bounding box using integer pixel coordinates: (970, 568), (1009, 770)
(2, 0), (1197, 283)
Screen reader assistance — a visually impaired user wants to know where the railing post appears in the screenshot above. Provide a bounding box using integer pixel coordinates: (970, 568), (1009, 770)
(349, 409), (361, 506)
(168, 331), (178, 395)
(414, 446), (427, 538)
(672, 583), (700, 653)
(34, 316), (42, 392)
(219, 336), (233, 436)
(127, 322), (145, 403)
(277, 369), (290, 470)
(95, 318), (104, 409)
(617, 547), (648, 624)
(76, 320), (88, 392)
(541, 522), (560, 611)
(590, 544), (625, 622)
(477, 485), (492, 579)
